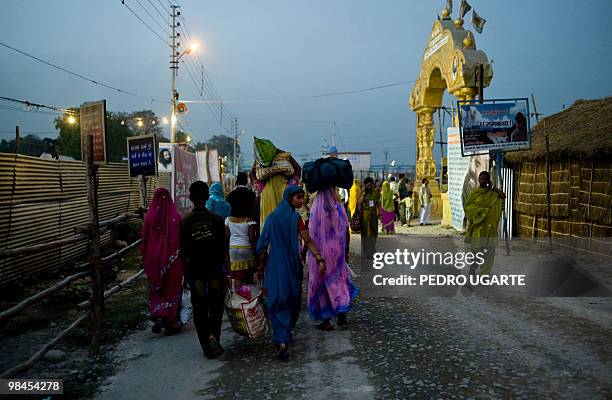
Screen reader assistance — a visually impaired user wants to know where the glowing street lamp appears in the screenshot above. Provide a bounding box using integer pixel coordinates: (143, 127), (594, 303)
(67, 115), (76, 124)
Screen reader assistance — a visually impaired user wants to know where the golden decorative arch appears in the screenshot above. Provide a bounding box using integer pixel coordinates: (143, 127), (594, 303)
(409, 10), (493, 216)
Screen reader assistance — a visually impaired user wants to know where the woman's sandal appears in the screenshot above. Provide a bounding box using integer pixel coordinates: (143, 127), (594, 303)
(151, 318), (162, 334)
(276, 343), (289, 360)
(316, 320), (334, 331)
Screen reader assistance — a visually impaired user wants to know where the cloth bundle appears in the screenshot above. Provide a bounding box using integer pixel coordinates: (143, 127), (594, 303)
(255, 151), (295, 181)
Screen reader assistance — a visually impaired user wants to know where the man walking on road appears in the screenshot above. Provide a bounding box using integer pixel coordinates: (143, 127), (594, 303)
(180, 181), (229, 359)
(419, 178), (432, 226)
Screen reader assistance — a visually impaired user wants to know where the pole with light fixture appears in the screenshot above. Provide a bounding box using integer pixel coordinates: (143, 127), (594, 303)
(169, 5), (197, 143)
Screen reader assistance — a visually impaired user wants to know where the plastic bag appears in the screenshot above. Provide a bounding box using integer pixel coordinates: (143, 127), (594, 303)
(225, 284), (268, 338)
(180, 287), (193, 325)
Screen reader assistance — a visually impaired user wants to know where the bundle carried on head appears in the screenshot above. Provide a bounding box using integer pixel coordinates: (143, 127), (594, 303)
(253, 137), (278, 167)
(249, 137), (302, 192)
(302, 157), (353, 193)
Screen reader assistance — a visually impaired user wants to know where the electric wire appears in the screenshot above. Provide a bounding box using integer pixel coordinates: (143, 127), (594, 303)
(0, 96), (77, 114)
(121, 0), (171, 46)
(178, 15), (234, 120)
(0, 41), (168, 104)
(133, 0), (169, 35)
(144, 0), (170, 28)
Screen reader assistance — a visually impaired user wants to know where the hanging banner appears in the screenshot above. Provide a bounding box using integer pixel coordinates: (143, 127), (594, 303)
(196, 149), (221, 185)
(80, 100), (107, 163)
(173, 146), (199, 215)
(458, 98), (531, 155)
(447, 127), (489, 231)
(127, 134), (157, 177)
(158, 142), (174, 172)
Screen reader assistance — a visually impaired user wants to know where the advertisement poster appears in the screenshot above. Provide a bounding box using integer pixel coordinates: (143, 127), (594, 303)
(459, 98), (530, 155)
(173, 146), (199, 216)
(158, 142), (173, 172)
(447, 127), (489, 231)
(127, 135), (157, 177)
(80, 100), (107, 163)
(196, 149), (221, 184)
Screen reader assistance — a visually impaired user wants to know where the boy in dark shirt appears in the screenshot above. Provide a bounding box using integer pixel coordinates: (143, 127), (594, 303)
(180, 181), (229, 359)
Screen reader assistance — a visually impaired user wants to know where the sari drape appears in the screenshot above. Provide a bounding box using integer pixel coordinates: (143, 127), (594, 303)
(206, 182), (231, 219)
(255, 185), (303, 344)
(141, 187), (183, 329)
(259, 175), (287, 228)
(380, 181), (395, 233)
(464, 187), (502, 275)
(307, 188), (359, 320)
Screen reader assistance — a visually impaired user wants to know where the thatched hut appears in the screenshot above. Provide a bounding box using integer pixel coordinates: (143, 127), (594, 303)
(505, 97), (612, 255)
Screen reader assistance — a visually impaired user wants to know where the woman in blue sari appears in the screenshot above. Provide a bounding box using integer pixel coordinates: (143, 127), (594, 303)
(206, 182), (231, 219)
(256, 185), (326, 360)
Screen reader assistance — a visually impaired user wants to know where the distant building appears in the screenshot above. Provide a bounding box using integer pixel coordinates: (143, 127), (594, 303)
(39, 152), (76, 161)
(322, 151), (372, 172)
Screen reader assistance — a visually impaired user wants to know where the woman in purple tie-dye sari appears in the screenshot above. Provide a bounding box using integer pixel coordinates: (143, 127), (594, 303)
(307, 187), (359, 330)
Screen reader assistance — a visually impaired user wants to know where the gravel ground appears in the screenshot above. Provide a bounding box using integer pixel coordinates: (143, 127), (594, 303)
(94, 232), (612, 400)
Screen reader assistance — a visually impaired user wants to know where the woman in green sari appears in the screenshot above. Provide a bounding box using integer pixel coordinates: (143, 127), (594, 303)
(464, 171), (506, 275)
(359, 177), (380, 260)
(380, 181), (396, 234)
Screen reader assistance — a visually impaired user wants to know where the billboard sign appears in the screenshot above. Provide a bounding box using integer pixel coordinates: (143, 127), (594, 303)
(458, 98), (531, 155)
(80, 100), (107, 163)
(127, 134), (157, 177)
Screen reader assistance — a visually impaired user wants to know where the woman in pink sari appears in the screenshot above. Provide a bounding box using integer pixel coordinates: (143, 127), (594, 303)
(307, 187), (359, 330)
(380, 181), (395, 234)
(141, 187), (184, 335)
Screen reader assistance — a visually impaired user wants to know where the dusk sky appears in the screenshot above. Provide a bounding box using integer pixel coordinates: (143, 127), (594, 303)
(1, 0), (611, 166)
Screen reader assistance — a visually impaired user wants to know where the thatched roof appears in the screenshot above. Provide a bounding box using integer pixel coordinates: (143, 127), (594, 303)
(506, 97), (612, 162)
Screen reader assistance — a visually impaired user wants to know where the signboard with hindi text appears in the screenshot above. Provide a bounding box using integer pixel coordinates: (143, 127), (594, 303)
(127, 134), (157, 177)
(80, 100), (107, 163)
(458, 98), (531, 156)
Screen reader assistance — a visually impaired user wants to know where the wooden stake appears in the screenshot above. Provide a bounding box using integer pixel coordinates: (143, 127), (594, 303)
(86, 135), (104, 356)
(78, 269), (144, 309)
(0, 312), (91, 379)
(0, 271), (90, 323)
(139, 175), (148, 210)
(15, 126), (20, 154)
(545, 120), (553, 253)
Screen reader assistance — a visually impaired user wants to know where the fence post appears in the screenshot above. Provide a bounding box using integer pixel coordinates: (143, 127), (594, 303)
(15, 126), (20, 154)
(85, 135), (104, 356)
(139, 175), (148, 210)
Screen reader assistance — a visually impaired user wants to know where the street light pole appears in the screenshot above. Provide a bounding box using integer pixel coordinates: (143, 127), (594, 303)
(232, 118), (242, 177)
(170, 5), (180, 143)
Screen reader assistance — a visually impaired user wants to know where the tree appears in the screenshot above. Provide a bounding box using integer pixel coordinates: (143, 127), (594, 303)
(128, 110), (163, 138)
(55, 108), (82, 159)
(54, 108), (165, 162)
(105, 111), (133, 162)
(0, 135), (56, 157)
(206, 134), (237, 157)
